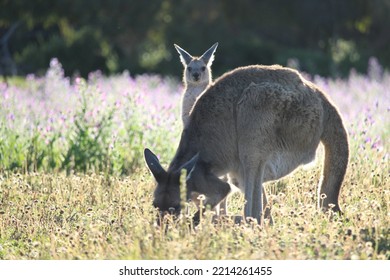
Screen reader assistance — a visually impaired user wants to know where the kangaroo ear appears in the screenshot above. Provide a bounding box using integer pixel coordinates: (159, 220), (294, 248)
(200, 42), (218, 66)
(180, 153), (199, 179)
(174, 44), (193, 66)
(144, 148), (167, 182)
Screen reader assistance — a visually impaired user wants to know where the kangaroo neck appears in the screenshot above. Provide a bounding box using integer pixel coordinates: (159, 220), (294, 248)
(185, 80), (209, 91)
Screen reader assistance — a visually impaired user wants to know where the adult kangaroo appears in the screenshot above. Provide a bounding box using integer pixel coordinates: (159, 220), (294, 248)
(145, 65), (349, 224)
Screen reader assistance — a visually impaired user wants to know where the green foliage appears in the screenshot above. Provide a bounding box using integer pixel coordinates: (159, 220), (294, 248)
(14, 26), (114, 76)
(114, 98), (145, 175)
(0, 121), (61, 173)
(1, 0), (390, 77)
(61, 81), (115, 174)
(0, 122), (25, 171)
(0, 60), (182, 175)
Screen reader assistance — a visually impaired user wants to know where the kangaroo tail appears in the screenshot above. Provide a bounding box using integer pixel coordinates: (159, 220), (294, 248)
(319, 99), (349, 212)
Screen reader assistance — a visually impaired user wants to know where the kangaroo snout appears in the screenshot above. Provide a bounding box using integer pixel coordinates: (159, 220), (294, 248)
(192, 73), (200, 81)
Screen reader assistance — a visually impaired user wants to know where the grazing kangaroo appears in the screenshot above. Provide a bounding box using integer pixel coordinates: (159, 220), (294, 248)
(174, 42), (218, 127)
(145, 64), (349, 225)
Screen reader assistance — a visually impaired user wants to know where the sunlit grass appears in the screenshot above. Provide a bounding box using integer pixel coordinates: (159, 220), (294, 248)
(0, 59), (389, 260)
(0, 142), (388, 260)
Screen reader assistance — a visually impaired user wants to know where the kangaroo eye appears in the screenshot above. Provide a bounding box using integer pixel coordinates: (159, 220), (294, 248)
(187, 67), (192, 72)
(201, 66), (206, 72)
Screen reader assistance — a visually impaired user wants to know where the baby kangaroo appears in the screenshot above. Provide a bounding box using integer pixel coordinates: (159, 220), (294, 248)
(145, 65), (349, 225)
(174, 42), (218, 127)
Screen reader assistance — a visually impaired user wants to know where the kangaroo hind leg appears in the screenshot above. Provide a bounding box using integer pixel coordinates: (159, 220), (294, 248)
(239, 160), (266, 225)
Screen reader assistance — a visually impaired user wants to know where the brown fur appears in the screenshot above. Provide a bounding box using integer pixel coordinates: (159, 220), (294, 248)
(145, 64), (349, 224)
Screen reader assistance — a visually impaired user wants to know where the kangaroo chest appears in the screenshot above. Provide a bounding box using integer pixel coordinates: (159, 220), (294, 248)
(182, 86), (207, 114)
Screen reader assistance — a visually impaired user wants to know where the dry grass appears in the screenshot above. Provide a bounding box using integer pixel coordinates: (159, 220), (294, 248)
(0, 146), (388, 260)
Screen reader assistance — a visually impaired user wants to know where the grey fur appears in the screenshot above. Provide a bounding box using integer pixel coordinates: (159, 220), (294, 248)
(174, 43), (218, 127)
(145, 64), (349, 224)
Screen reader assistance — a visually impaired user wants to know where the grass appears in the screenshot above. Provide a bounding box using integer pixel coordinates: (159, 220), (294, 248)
(0, 58), (389, 259)
(0, 144), (388, 260)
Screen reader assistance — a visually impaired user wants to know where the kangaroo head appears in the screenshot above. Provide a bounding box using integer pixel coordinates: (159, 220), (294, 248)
(144, 148), (226, 221)
(174, 43), (218, 85)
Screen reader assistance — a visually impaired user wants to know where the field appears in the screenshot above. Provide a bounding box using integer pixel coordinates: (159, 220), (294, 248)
(0, 58), (389, 260)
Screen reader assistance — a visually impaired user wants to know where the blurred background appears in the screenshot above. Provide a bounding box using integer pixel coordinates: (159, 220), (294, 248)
(1, 0), (389, 78)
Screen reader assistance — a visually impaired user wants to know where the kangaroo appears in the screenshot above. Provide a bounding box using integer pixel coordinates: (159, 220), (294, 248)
(145, 64), (349, 225)
(174, 43), (218, 127)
